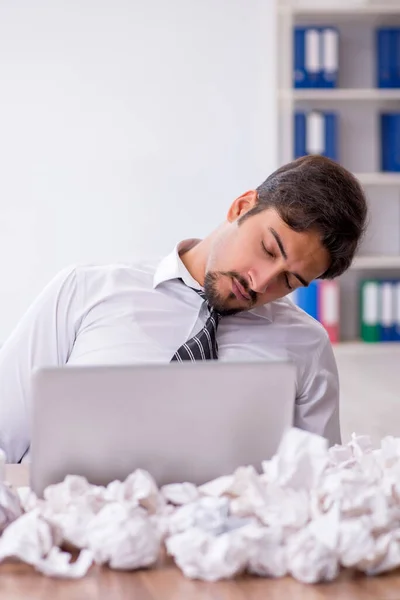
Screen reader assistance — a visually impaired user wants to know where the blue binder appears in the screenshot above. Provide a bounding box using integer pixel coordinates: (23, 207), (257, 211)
(294, 27), (323, 88)
(381, 114), (392, 171)
(324, 113), (337, 161)
(294, 112), (307, 158)
(293, 280), (319, 320)
(390, 29), (400, 88)
(394, 29), (400, 87)
(377, 29), (393, 88)
(379, 280), (396, 342)
(294, 28), (307, 88)
(395, 114), (400, 170)
(381, 113), (400, 172)
(376, 28), (400, 88)
(392, 279), (400, 341)
(320, 27), (338, 88)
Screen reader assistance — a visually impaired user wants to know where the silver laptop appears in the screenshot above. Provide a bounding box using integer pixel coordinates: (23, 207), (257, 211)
(30, 360), (296, 496)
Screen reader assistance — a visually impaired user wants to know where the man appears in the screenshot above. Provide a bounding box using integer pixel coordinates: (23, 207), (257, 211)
(0, 155), (367, 462)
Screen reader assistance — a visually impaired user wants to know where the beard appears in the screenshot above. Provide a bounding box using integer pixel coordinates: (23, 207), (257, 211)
(203, 271), (258, 316)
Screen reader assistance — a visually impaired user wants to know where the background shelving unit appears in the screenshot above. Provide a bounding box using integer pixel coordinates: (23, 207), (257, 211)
(277, 0), (400, 343)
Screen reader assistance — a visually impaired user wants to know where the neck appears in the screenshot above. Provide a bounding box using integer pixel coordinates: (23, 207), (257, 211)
(180, 229), (220, 286)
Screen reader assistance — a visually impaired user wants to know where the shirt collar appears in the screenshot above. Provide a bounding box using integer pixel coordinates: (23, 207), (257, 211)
(153, 239), (202, 290)
(153, 239), (272, 322)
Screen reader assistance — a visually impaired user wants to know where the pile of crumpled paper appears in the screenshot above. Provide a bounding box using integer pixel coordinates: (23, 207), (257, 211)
(1, 427), (400, 583)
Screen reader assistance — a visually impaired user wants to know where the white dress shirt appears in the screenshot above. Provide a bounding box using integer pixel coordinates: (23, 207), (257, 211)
(0, 240), (340, 462)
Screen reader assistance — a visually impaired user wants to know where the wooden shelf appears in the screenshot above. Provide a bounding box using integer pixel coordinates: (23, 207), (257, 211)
(351, 255), (400, 269)
(280, 88), (400, 101)
(355, 173), (400, 185)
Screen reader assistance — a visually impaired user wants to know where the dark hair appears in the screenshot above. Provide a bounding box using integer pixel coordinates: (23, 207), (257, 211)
(240, 155), (368, 279)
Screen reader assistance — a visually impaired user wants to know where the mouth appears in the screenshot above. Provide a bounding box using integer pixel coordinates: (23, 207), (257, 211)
(232, 277), (251, 302)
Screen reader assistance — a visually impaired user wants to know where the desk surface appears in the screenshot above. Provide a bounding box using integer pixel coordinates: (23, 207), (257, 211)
(2, 465), (400, 600)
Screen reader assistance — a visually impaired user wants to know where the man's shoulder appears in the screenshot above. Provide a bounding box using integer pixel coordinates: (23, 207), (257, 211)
(54, 258), (160, 291)
(69, 257), (157, 279)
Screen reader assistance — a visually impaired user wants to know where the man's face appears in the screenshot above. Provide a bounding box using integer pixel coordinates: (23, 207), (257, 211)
(204, 196), (331, 316)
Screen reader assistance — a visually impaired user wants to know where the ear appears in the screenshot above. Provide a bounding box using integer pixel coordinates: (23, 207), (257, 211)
(226, 190), (258, 223)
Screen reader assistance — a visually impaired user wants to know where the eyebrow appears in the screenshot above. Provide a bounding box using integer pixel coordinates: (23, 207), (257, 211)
(269, 227), (310, 288)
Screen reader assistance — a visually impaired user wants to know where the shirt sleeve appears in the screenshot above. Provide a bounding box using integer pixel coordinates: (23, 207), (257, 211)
(294, 333), (341, 447)
(0, 266), (82, 462)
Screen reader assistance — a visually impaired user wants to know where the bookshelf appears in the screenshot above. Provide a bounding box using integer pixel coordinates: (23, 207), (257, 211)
(277, 0), (400, 343)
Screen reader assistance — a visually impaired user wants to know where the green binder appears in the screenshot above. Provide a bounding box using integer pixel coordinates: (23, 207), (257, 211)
(360, 279), (380, 343)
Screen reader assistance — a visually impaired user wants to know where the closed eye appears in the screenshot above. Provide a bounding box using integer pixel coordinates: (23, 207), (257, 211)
(261, 241), (292, 291)
(284, 275), (293, 291)
(261, 241), (274, 258)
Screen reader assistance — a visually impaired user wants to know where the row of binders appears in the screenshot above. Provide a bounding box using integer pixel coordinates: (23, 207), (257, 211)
(294, 27), (400, 89)
(294, 27), (338, 88)
(360, 279), (400, 343)
(290, 279), (400, 344)
(294, 111), (400, 172)
(289, 280), (339, 344)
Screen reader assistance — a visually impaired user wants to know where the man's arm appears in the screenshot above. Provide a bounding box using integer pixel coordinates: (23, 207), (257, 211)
(294, 333), (341, 447)
(0, 266), (81, 462)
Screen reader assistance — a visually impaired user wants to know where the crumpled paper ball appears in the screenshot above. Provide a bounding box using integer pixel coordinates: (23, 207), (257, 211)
(84, 502), (161, 569)
(41, 471), (163, 571)
(166, 520), (264, 581)
(0, 483), (23, 533)
(286, 525), (339, 583)
(0, 449), (23, 532)
(0, 508), (92, 577)
(0, 470), (164, 577)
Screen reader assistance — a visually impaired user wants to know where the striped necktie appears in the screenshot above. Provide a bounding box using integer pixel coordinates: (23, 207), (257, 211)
(171, 286), (221, 361)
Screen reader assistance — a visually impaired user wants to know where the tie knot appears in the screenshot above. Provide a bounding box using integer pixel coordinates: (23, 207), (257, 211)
(193, 287), (221, 319)
(194, 288), (206, 301)
(178, 279), (220, 318)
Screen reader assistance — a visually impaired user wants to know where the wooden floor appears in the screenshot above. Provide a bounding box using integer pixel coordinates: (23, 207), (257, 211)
(3, 466), (400, 599)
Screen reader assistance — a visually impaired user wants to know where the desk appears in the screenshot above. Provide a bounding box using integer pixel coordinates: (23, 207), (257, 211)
(5, 464), (29, 488)
(2, 465), (400, 600)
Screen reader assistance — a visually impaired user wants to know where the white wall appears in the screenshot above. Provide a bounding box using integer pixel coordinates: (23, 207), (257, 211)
(0, 0), (277, 341)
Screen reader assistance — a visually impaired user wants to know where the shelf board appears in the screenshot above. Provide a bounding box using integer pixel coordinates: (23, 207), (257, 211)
(279, 3), (400, 16)
(333, 341), (400, 354)
(355, 173), (400, 185)
(351, 255), (400, 269)
(280, 89), (400, 101)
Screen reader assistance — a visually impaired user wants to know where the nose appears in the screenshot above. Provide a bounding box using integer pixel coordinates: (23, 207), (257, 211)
(248, 266), (280, 294)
